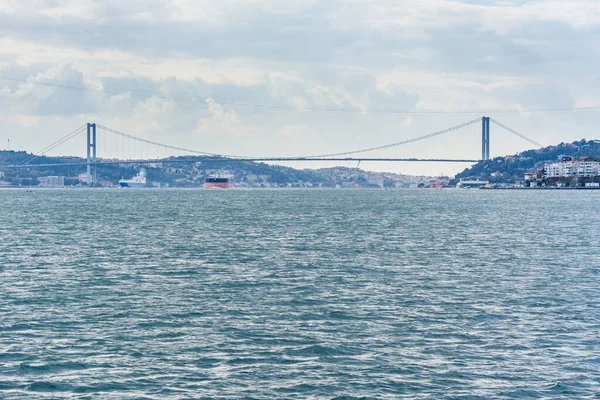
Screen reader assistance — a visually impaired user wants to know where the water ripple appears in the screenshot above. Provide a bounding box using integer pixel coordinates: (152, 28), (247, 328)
(1, 189), (599, 398)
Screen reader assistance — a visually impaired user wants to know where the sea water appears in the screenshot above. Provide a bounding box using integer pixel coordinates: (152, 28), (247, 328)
(1, 189), (599, 399)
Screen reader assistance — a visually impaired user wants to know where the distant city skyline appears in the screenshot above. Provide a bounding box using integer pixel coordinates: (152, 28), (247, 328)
(1, 0), (599, 176)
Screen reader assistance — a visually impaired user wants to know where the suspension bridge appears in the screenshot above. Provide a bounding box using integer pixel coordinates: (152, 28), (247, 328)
(1, 116), (543, 183)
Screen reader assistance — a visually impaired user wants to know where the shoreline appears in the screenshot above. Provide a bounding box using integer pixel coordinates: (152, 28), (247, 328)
(482, 186), (600, 190)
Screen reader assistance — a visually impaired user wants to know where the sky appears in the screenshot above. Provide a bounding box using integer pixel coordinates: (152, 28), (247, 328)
(1, 0), (599, 176)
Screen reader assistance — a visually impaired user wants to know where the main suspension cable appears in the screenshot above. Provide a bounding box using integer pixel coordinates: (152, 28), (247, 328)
(97, 118), (483, 160)
(19, 125), (87, 165)
(303, 117), (483, 158)
(490, 119), (543, 148)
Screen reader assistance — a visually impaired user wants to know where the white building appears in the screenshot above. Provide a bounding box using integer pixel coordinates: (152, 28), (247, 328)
(39, 176), (65, 188)
(367, 177), (384, 188)
(576, 161), (600, 177)
(545, 160), (600, 178)
(78, 173), (91, 183)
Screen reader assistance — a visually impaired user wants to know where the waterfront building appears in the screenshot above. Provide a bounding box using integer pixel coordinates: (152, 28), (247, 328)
(78, 173), (91, 183)
(366, 177), (384, 188)
(524, 172), (538, 181)
(39, 176), (65, 188)
(544, 160), (600, 178)
(96, 179), (114, 187)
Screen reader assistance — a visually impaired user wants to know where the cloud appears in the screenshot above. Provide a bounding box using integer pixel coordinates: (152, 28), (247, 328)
(201, 97), (247, 137)
(0, 0), (599, 175)
(1, 64), (100, 116)
(1, 0), (595, 69)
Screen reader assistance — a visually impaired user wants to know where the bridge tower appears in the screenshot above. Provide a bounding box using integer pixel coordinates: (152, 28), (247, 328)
(86, 123), (97, 184)
(481, 116), (490, 161)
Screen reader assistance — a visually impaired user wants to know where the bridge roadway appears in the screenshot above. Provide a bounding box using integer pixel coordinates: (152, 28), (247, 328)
(1, 157), (480, 169)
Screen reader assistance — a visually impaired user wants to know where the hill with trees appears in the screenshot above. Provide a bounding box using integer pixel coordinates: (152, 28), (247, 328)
(454, 139), (600, 183)
(0, 151), (430, 188)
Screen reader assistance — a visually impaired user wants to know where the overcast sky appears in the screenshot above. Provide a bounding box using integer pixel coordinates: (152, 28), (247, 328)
(1, 0), (599, 175)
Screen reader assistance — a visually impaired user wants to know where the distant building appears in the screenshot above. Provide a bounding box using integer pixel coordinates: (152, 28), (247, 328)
(366, 177), (384, 188)
(0, 181), (11, 188)
(78, 173), (91, 183)
(0, 171), (4, 179)
(96, 179), (113, 188)
(545, 160), (600, 178)
(456, 179), (488, 188)
(39, 176), (65, 188)
(524, 170), (543, 182)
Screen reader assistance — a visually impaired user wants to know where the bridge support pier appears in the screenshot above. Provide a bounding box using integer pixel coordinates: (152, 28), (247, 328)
(86, 123), (97, 184)
(481, 116), (490, 161)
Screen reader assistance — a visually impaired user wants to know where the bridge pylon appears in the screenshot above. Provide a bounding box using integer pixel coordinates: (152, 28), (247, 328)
(86, 123), (97, 184)
(481, 116), (490, 161)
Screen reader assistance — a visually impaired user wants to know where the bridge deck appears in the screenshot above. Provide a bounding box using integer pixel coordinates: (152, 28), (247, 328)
(1, 157), (480, 169)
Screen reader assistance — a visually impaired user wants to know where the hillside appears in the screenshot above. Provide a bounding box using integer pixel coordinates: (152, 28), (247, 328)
(0, 151), (431, 188)
(455, 139), (600, 183)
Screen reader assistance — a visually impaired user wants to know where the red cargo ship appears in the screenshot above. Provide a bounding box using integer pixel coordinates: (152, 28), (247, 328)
(204, 174), (234, 189)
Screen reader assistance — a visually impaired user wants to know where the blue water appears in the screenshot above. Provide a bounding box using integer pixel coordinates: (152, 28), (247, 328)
(1, 189), (599, 399)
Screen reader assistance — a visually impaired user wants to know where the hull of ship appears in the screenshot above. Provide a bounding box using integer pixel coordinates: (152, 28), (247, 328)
(204, 182), (234, 189)
(119, 182), (146, 188)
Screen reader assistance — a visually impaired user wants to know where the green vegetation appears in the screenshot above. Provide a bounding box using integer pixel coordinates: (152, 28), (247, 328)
(455, 139), (600, 183)
(0, 151), (335, 187)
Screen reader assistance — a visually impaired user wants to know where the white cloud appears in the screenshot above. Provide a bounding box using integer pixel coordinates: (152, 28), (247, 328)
(0, 0), (599, 175)
(202, 98), (248, 137)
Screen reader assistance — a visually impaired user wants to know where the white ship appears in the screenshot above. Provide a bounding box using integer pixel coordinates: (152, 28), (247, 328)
(456, 179), (489, 189)
(119, 171), (147, 188)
